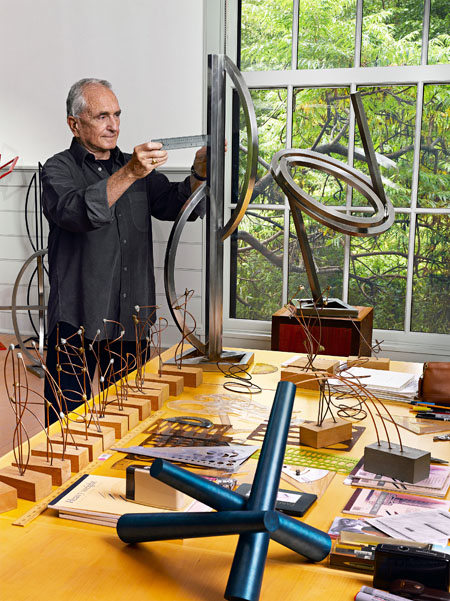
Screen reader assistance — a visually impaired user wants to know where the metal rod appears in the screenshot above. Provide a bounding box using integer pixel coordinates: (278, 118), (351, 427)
(117, 510), (280, 544)
(225, 380), (296, 601)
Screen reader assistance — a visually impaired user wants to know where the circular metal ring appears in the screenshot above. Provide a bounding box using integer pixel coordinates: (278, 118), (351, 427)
(270, 148), (394, 237)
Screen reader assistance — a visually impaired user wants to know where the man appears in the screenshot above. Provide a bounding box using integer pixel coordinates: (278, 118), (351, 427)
(42, 78), (206, 421)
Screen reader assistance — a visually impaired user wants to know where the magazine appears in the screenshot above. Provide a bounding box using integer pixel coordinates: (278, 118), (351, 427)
(342, 487), (450, 517)
(344, 458), (450, 498)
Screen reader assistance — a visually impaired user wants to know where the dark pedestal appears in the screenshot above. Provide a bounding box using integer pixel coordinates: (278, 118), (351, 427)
(271, 306), (373, 357)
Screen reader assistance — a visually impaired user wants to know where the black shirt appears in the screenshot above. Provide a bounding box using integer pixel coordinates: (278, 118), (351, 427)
(42, 138), (193, 341)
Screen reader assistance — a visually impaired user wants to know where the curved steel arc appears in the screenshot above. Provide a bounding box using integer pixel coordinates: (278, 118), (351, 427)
(164, 184), (207, 355)
(11, 249), (48, 368)
(220, 56), (258, 241)
(271, 149), (394, 237)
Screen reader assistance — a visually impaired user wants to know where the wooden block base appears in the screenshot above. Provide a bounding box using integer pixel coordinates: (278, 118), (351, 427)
(289, 357), (339, 374)
(364, 441), (430, 484)
(160, 365), (203, 388)
(144, 374), (184, 396)
(300, 419), (353, 448)
(49, 434), (102, 461)
(102, 405), (139, 429)
(127, 465), (186, 510)
(125, 390), (164, 411)
(63, 423), (116, 450)
(280, 368), (326, 390)
(140, 381), (170, 402)
(31, 443), (89, 472)
(12, 457), (71, 486)
(0, 466), (52, 501)
(109, 396), (150, 420)
(0, 481), (18, 513)
(95, 414), (128, 438)
(348, 356), (391, 370)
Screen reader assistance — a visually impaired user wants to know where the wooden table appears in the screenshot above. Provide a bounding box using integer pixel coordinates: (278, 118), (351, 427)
(0, 348), (436, 601)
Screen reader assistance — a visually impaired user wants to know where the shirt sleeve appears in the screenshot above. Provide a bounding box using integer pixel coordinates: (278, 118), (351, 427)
(42, 155), (114, 233)
(147, 170), (205, 221)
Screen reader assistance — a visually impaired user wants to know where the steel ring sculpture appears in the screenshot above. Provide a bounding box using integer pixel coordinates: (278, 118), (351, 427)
(164, 55), (258, 363)
(270, 92), (395, 309)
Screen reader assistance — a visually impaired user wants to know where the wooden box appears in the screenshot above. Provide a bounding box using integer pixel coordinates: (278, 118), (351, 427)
(271, 306), (373, 357)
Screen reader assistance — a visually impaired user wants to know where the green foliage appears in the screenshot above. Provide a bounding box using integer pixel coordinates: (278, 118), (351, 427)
(233, 0), (450, 334)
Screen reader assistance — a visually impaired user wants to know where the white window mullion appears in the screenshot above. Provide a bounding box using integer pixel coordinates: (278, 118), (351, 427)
(404, 81), (425, 334)
(421, 0), (431, 66)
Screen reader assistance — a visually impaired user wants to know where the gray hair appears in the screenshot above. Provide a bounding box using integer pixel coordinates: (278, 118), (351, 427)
(66, 78), (113, 117)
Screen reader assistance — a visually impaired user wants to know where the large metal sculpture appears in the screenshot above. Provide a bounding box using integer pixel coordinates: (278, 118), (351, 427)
(165, 57), (395, 365)
(117, 381), (331, 601)
(164, 55), (258, 368)
(270, 93), (395, 316)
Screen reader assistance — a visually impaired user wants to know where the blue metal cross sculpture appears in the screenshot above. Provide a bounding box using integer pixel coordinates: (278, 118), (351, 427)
(117, 381), (331, 601)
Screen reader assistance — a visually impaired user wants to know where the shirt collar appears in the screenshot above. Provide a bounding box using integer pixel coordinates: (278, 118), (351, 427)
(69, 138), (123, 167)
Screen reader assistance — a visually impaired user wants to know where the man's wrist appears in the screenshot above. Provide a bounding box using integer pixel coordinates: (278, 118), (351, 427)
(190, 165), (207, 181)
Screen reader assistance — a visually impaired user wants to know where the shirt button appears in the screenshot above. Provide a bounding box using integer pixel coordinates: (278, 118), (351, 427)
(123, 239), (127, 244)
(98, 167), (102, 171)
(123, 266), (128, 272)
(123, 293), (127, 298)
(117, 213), (122, 217)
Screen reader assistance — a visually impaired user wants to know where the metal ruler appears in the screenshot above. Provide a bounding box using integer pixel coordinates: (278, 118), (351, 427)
(12, 409), (165, 527)
(151, 135), (208, 150)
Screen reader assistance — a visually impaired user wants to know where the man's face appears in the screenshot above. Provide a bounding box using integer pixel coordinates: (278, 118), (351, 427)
(68, 84), (121, 159)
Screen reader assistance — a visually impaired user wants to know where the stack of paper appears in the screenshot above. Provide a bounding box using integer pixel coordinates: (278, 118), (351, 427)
(366, 509), (450, 545)
(328, 366), (420, 402)
(344, 459), (450, 498)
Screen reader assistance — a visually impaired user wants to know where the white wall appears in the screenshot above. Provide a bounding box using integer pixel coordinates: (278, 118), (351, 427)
(0, 0), (207, 346)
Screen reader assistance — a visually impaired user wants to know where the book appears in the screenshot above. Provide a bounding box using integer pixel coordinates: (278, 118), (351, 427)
(48, 474), (199, 527)
(342, 487), (450, 517)
(344, 458), (450, 498)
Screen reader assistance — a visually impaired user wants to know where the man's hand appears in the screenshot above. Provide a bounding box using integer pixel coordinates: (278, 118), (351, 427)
(106, 142), (167, 207)
(192, 145), (207, 180)
(125, 142), (168, 179)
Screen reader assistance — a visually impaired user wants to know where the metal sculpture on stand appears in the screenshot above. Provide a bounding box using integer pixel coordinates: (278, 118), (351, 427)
(270, 92), (395, 316)
(0, 163), (48, 377)
(164, 55), (258, 369)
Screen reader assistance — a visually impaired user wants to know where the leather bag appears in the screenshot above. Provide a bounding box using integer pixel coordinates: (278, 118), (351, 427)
(418, 362), (450, 405)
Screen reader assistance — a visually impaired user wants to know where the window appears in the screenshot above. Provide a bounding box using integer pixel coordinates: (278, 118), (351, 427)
(225, 0), (450, 356)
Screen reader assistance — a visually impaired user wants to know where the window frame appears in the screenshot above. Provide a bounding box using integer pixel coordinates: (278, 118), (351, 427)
(219, 0), (450, 360)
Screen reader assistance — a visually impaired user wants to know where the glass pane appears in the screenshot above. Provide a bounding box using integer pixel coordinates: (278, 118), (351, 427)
(348, 214), (409, 330)
(361, 0), (423, 67)
(240, 0), (293, 71)
(292, 88), (351, 208)
(418, 84), (450, 208)
(229, 211), (284, 320)
(411, 214), (450, 334)
(297, 0), (356, 69)
(288, 213), (345, 302)
(236, 89), (287, 205)
(353, 86), (417, 208)
(428, 0), (450, 65)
